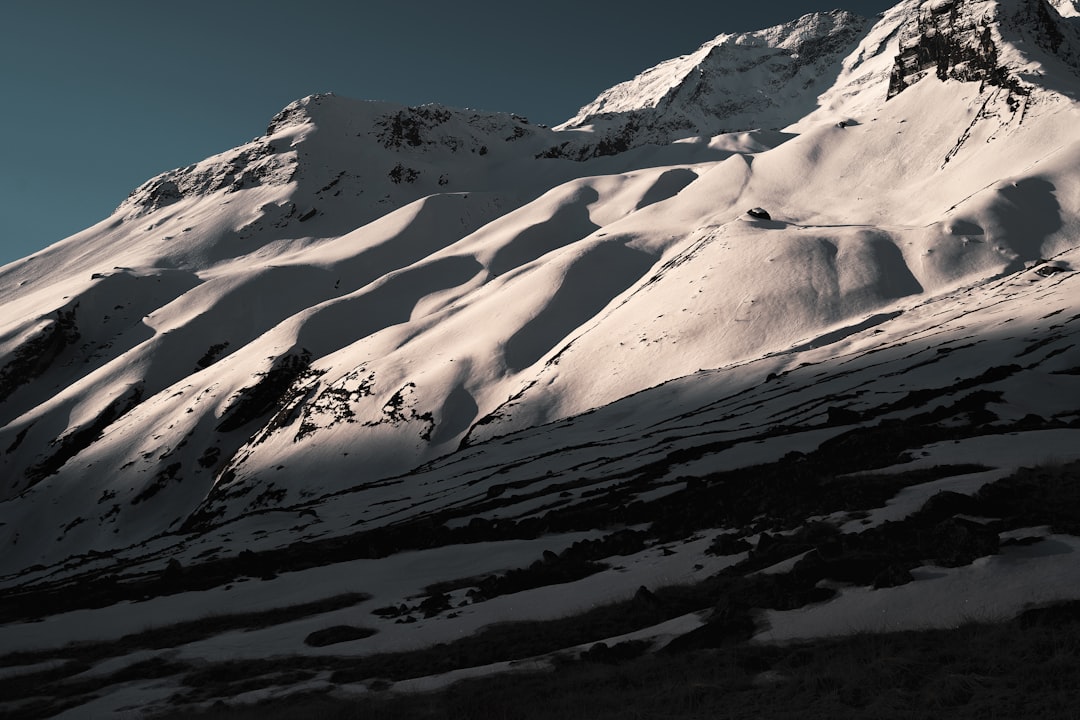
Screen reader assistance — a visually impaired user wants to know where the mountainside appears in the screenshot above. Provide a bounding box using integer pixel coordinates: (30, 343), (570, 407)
(2, 2), (1080, 717)
(1052, 0), (1080, 16)
(557, 10), (872, 152)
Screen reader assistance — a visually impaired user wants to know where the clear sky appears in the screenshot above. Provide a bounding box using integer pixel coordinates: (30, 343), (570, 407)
(0, 0), (896, 266)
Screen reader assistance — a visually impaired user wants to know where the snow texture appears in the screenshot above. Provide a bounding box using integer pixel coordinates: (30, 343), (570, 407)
(2, 1), (1080, 716)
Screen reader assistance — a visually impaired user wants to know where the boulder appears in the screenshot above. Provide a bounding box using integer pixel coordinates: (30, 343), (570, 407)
(747, 207), (771, 220)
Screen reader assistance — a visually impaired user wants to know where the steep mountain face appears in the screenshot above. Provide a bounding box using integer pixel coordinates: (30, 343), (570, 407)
(887, 0), (1080, 99)
(0, 95), (778, 566)
(1, 0), (1078, 573)
(52, 95), (566, 276)
(1, 2), (1080, 716)
(555, 10), (873, 154)
(1052, 0), (1080, 16)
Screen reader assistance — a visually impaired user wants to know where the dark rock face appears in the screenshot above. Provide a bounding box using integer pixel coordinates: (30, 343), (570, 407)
(888, 0), (1019, 99)
(377, 107), (450, 149)
(708, 533), (753, 556)
(1016, 0), (1080, 66)
(195, 342), (230, 371)
(872, 563), (915, 589)
(371, 104), (535, 155)
(121, 139), (298, 217)
(927, 517), (1000, 567)
(888, 0), (1080, 100)
(25, 383), (144, 487)
(215, 350), (315, 433)
(0, 308), (80, 405)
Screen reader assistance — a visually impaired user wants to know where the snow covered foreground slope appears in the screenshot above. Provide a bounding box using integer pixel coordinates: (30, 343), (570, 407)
(1, 1), (1080, 715)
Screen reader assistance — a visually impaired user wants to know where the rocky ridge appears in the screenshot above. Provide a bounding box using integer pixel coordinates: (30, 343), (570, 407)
(555, 10), (872, 155)
(0, 3), (1079, 715)
(888, 0), (1080, 99)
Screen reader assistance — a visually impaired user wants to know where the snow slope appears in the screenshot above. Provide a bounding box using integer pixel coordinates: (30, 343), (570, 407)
(1, 1), (1080, 716)
(557, 10), (872, 151)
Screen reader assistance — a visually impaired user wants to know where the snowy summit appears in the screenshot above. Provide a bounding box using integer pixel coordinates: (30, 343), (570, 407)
(559, 10), (872, 144)
(1, 1), (1080, 717)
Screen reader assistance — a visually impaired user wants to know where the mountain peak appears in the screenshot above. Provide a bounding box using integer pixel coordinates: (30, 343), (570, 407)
(264, 92), (336, 135)
(4, 5), (1080, 715)
(751, 9), (869, 53)
(556, 10), (871, 152)
(113, 95), (557, 247)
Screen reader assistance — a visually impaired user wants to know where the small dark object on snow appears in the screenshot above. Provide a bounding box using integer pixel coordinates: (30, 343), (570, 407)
(747, 207), (771, 220)
(827, 406), (861, 425)
(633, 585), (663, 609)
(1034, 264), (1067, 277)
(873, 563), (914, 589)
(305, 625), (376, 647)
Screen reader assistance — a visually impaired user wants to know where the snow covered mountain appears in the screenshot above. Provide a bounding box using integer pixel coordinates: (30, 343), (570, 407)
(557, 10), (872, 150)
(2, 1), (1080, 716)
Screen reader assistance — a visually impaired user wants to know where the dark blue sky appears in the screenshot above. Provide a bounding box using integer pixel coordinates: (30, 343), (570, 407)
(0, 0), (895, 266)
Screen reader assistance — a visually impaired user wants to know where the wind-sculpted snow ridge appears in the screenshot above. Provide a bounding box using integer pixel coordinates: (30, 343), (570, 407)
(1, 1), (1080, 716)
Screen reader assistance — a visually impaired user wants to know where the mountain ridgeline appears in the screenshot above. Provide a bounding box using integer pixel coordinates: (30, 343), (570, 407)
(1, 3), (1080, 716)
(1, 0), (1078, 572)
